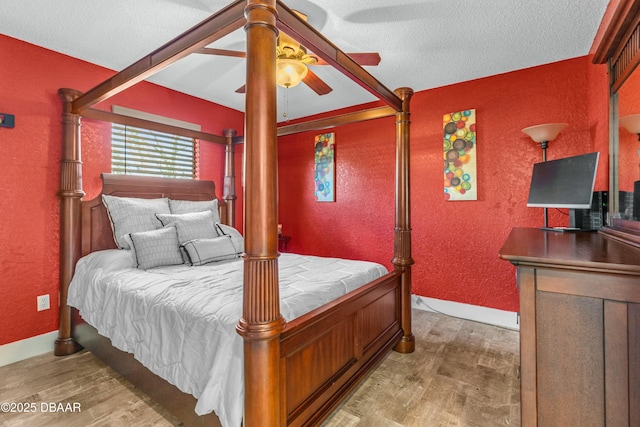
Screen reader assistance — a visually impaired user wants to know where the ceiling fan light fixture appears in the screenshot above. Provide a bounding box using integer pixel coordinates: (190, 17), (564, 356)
(276, 58), (308, 88)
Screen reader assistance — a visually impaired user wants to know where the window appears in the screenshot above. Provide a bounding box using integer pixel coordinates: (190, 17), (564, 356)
(112, 124), (197, 179)
(110, 106), (201, 179)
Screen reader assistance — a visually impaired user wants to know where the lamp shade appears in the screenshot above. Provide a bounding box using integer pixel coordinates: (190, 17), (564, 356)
(619, 113), (640, 135)
(522, 123), (568, 142)
(276, 59), (308, 88)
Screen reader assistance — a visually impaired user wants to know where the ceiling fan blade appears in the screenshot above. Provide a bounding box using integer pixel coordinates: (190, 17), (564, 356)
(196, 47), (246, 58)
(314, 52), (381, 67)
(235, 85), (246, 94)
(303, 69), (333, 95)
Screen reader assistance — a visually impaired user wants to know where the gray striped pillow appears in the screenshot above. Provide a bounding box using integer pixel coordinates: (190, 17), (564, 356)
(129, 226), (183, 269)
(182, 236), (239, 266)
(215, 223), (244, 254)
(169, 198), (220, 222)
(102, 195), (170, 249)
(156, 210), (218, 244)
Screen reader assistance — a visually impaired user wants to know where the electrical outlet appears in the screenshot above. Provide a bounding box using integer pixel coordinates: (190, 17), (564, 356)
(37, 294), (50, 311)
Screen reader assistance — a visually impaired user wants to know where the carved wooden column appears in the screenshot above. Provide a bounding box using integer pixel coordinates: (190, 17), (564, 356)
(236, 1), (284, 426)
(392, 87), (415, 354)
(55, 88), (85, 356)
(223, 128), (237, 228)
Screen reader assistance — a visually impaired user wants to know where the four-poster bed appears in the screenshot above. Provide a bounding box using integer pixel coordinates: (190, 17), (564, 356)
(56, 1), (414, 426)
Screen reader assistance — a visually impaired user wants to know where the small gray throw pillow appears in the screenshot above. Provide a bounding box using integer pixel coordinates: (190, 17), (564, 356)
(129, 226), (183, 269)
(156, 210), (218, 244)
(182, 236), (240, 266)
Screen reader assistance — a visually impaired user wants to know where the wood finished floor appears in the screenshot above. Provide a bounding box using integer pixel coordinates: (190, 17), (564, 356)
(0, 310), (520, 427)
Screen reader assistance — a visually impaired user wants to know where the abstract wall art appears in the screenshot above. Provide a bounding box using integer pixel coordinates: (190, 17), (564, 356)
(314, 132), (335, 202)
(443, 109), (477, 201)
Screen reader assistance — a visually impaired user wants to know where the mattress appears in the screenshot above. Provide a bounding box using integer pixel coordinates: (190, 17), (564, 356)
(67, 249), (387, 427)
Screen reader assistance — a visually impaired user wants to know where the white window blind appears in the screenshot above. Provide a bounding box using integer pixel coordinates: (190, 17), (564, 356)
(110, 106), (201, 179)
(111, 124), (197, 179)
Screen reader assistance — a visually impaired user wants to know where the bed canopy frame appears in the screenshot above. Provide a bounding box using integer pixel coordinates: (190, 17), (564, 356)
(56, 1), (414, 426)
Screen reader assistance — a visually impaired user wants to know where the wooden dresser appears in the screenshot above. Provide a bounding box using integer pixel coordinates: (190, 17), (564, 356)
(500, 228), (640, 427)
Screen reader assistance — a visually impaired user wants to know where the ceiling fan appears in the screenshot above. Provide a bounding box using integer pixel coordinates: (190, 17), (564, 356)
(195, 11), (381, 96)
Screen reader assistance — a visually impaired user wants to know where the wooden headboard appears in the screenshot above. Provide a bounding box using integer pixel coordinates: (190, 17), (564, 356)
(81, 173), (226, 255)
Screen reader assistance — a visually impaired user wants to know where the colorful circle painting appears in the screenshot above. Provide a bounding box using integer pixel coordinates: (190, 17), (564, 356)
(314, 133), (335, 202)
(443, 109), (476, 201)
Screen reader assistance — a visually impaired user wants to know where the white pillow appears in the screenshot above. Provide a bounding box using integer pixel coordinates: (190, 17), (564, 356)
(156, 210), (218, 244)
(128, 226), (183, 269)
(182, 236), (240, 266)
(214, 223), (244, 254)
(169, 198), (220, 222)
(77, 249), (135, 271)
(102, 195), (170, 249)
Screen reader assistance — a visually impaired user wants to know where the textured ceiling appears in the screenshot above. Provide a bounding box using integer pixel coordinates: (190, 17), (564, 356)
(1, 0), (609, 121)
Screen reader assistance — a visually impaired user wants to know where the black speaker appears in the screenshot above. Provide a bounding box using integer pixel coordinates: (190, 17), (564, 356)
(620, 189), (635, 219)
(634, 181), (640, 220)
(569, 191), (608, 230)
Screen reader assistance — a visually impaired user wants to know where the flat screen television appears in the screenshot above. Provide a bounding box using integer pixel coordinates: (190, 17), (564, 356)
(527, 152), (600, 209)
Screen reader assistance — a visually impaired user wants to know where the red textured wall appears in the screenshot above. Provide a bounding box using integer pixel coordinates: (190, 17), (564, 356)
(0, 33), (610, 347)
(278, 56), (609, 312)
(0, 35), (243, 346)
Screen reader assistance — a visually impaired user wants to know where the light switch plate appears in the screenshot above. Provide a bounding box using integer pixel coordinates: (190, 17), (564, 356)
(0, 113), (15, 128)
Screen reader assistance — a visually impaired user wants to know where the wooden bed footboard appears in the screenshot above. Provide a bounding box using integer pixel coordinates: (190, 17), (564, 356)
(70, 270), (403, 427)
(279, 270), (403, 427)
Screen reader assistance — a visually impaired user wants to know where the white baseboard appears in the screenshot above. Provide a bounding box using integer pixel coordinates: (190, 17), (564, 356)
(411, 294), (520, 331)
(0, 331), (57, 367)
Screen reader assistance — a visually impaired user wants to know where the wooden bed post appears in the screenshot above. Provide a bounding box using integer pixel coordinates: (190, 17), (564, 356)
(392, 87), (415, 354)
(236, 1), (285, 427)
(55, 88), (85, 356)
(223, 128), (237, 227)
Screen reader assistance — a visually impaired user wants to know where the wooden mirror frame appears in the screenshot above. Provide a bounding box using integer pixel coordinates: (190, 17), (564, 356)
(593, 0), (640, 248)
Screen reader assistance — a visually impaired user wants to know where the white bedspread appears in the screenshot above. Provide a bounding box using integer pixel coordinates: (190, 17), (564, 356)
(67, 250), (387, 427)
